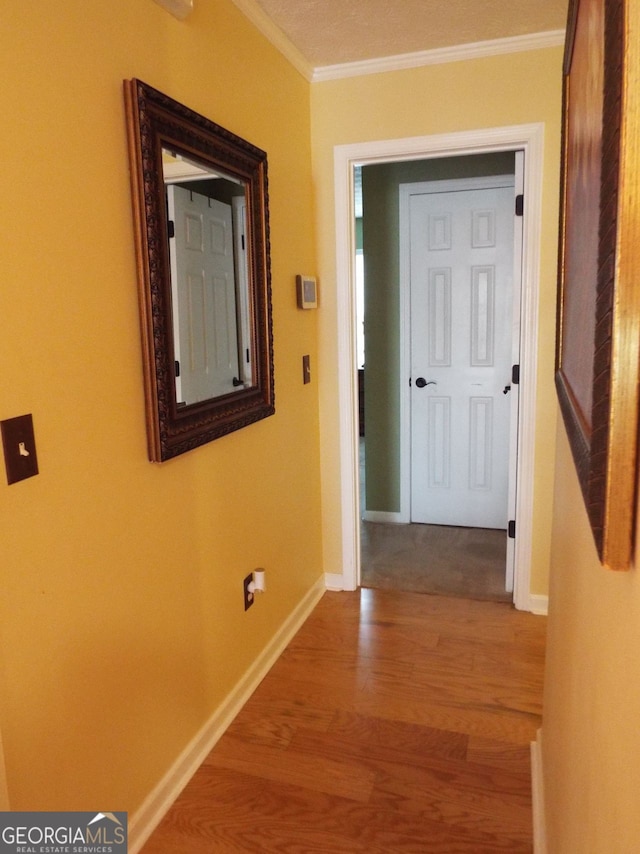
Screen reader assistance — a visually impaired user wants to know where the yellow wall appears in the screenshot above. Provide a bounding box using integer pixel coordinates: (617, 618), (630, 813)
(0, 0), (321, 813)
(543, 426), (640, 852)
(311, 48), (564, 597)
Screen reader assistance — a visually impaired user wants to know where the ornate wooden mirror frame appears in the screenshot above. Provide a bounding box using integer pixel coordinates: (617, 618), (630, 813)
(124, 79), (274, 461)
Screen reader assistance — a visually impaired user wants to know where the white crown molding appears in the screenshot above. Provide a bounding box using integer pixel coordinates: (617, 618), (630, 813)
(313, 30), (566, 82)
(153, 0), (194, 20)
(229, 1), (563, 83)
(229, 0), (314, 81)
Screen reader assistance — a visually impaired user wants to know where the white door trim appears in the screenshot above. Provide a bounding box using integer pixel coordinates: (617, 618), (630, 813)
(332, 123), (544, 612)
(507, 150), (526, 593)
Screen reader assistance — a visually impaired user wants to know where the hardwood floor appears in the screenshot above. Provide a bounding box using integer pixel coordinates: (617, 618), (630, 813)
(141, 589), (546, 853)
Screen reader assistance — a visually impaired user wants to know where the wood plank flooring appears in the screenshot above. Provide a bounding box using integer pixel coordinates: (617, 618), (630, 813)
(141, 588), (546, 853)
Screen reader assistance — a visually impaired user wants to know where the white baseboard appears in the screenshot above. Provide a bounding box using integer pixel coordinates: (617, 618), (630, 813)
(362, 510), (407, 524)
(528, 594), (549, 616)
(531, 729), (547, 854)
(327, 569), (548, 614)
(324, 572), (346, 590)
(128, 575), (326, 853)
(0, 726), (9, 809)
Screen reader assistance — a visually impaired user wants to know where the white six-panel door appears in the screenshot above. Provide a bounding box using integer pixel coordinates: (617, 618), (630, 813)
(168, 185), (240, 405)
(407, 179), (515, 529)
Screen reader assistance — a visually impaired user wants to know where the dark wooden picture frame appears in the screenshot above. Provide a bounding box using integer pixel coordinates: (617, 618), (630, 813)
(556, 0), (640, 570)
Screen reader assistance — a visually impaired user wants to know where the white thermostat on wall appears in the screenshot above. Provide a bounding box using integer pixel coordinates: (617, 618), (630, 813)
(296, 275), (318, 310)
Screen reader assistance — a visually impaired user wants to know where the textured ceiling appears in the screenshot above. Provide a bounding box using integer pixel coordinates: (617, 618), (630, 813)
(252, 0), (568, 67)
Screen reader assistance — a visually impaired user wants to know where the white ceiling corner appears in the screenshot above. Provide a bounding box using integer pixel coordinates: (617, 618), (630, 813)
(229, 0), (314, 80)
(231, 0), (568, 80)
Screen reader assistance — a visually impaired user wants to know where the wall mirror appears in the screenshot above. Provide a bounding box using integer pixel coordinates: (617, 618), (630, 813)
(124, 79), (274, 461)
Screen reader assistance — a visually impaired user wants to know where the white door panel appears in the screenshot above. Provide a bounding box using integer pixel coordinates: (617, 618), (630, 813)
(409, 183), (514, 529)
(168, 185), (239, 405)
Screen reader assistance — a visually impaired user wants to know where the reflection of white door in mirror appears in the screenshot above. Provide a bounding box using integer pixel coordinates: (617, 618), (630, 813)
(168, 186), (240, 405)
(125, 79), (275, 460)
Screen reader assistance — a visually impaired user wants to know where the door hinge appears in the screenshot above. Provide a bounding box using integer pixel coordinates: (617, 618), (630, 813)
(168, 219), (175, 239)
(175, 360), (180, 377)
(508, 520), (516, 539)
(512, 364), (520, 385)
(515, 194), (524, 217)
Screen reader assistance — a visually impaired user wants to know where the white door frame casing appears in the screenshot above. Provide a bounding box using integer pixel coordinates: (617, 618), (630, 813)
(331, 124), (544, 612)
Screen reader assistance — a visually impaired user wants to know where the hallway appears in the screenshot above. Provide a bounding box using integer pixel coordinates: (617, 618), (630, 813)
(142, 588), (545, 852)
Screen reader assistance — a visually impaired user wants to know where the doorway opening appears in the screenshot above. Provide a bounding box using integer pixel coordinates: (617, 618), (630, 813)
(332, 124), (544, 612)
(357, 158), (521, 603)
